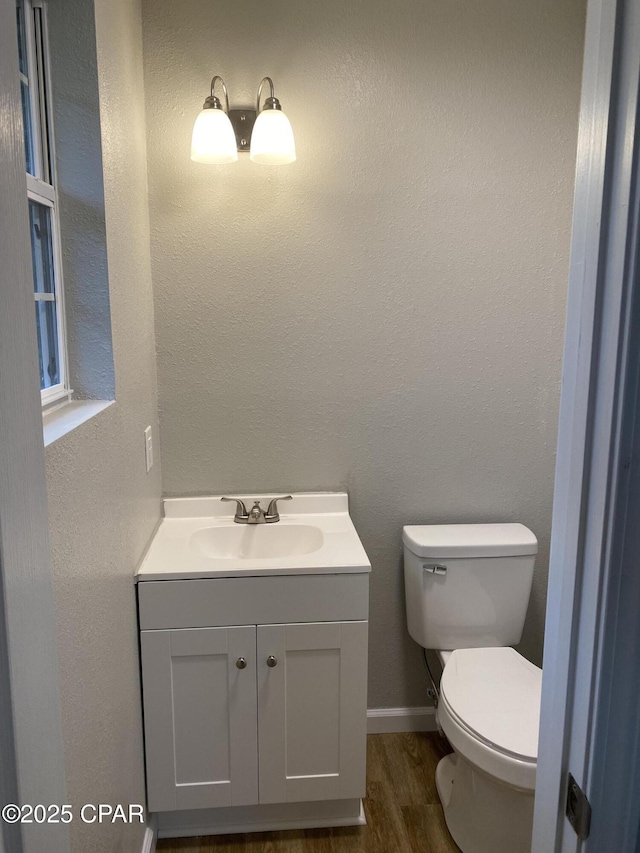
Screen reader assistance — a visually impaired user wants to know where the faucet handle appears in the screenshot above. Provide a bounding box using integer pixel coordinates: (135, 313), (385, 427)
(221, 496), (249, 522)
(265, 495), (293, 522)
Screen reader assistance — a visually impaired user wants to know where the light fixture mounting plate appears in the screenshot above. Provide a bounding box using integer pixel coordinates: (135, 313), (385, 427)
(229, 109), (257, 152)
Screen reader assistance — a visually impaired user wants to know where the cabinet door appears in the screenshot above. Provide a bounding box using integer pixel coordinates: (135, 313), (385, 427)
(140, 626), (258, 812)
(257, 621), (368, 804)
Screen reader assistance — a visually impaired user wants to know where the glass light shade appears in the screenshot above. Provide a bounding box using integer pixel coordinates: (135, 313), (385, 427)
(249, 109), (296, 165)
(191, 108), (238, 164)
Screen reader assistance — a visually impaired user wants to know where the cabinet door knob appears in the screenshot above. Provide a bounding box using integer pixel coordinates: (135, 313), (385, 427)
(266, 655), (278, 668)
(236, 657), (247, 669)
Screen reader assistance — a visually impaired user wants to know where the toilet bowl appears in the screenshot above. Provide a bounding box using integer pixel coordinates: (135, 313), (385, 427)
(402, 523), (540, 853)
(435, 647), (541, 853)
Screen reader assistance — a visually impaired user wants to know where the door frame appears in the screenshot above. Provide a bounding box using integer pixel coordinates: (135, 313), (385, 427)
(0, 2), (70, 851)
(532, 0), (640, 848)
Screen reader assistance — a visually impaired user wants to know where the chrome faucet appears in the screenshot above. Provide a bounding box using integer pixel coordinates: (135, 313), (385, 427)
(221, 495), (292, 524)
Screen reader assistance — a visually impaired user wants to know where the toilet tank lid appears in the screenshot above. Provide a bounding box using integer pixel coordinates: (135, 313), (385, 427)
(402, 523), (538, 558)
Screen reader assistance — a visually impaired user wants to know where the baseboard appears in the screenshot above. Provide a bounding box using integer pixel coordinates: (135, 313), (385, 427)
(140, 814), (157, 853)
(367, 706), (437, 733)
(157, 798), (365, 838)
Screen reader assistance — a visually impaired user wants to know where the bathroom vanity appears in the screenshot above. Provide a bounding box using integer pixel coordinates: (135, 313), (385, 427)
(136, 493), (371, 838)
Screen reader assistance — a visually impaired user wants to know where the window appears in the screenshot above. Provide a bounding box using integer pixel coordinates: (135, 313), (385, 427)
(17, 0), (69, 406)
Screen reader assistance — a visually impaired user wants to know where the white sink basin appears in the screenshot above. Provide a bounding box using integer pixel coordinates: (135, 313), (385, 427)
(136, 493), (371, 580)
(190, 523), (324, 560)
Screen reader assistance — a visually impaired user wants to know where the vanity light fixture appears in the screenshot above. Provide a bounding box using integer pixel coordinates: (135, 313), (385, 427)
(191, 76), (238, 164)
(249, 77), (296, 165)
(190, 75), (296, 165)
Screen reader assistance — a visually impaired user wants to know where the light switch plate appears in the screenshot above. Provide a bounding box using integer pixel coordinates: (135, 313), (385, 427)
(144, 426), (153, 473)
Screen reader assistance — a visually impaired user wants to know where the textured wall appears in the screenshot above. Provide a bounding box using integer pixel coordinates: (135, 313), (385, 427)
(143, 0), (585, 706)
(48, 0), (114, 400)
(47, 0), (115, 400)
(44, 0), (161, 849)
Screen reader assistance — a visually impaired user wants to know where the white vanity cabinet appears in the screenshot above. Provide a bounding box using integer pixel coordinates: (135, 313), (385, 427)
(256, 620), (367, 805)
(140, 624), (259, 811)
(137, 573), (369, 819)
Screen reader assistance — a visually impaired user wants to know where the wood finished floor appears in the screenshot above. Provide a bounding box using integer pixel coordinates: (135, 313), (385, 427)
(157, 732), (461, 853)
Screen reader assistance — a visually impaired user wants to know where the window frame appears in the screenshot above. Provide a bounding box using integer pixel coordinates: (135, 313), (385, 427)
(19, 0), (70, 408)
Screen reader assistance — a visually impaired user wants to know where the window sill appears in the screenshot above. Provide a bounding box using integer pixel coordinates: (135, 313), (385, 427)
(43, 399), (114, 447)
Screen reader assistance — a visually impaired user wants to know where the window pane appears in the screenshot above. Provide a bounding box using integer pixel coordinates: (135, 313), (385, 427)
(20, 81), (35, 174)
(16, 0), (28, 76)
(28, 200), (60, 390)
(16, 0), (36, 174)
(35, 300), (60, 389)
(32, 7), (52, 184)
(28, 199), (55, 294)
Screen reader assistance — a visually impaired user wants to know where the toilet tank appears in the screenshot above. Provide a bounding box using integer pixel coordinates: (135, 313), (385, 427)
(403, 523), (537, 650)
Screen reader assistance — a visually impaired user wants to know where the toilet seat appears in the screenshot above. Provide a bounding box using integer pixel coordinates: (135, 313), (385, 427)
(439, 647), (541, 791)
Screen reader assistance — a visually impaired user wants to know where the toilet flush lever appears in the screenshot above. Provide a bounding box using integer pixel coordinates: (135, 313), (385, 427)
(423, 564), (447, 575)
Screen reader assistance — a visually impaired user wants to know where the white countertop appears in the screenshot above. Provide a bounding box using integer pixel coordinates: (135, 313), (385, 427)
(136, 492), (371, 581)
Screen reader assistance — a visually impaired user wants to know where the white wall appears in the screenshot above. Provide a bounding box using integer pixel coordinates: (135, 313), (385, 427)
(142, 0), (585, 706)
(44, 0), (162, 850)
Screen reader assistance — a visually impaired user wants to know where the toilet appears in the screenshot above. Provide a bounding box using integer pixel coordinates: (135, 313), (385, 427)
(403, 523), (541, 853)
